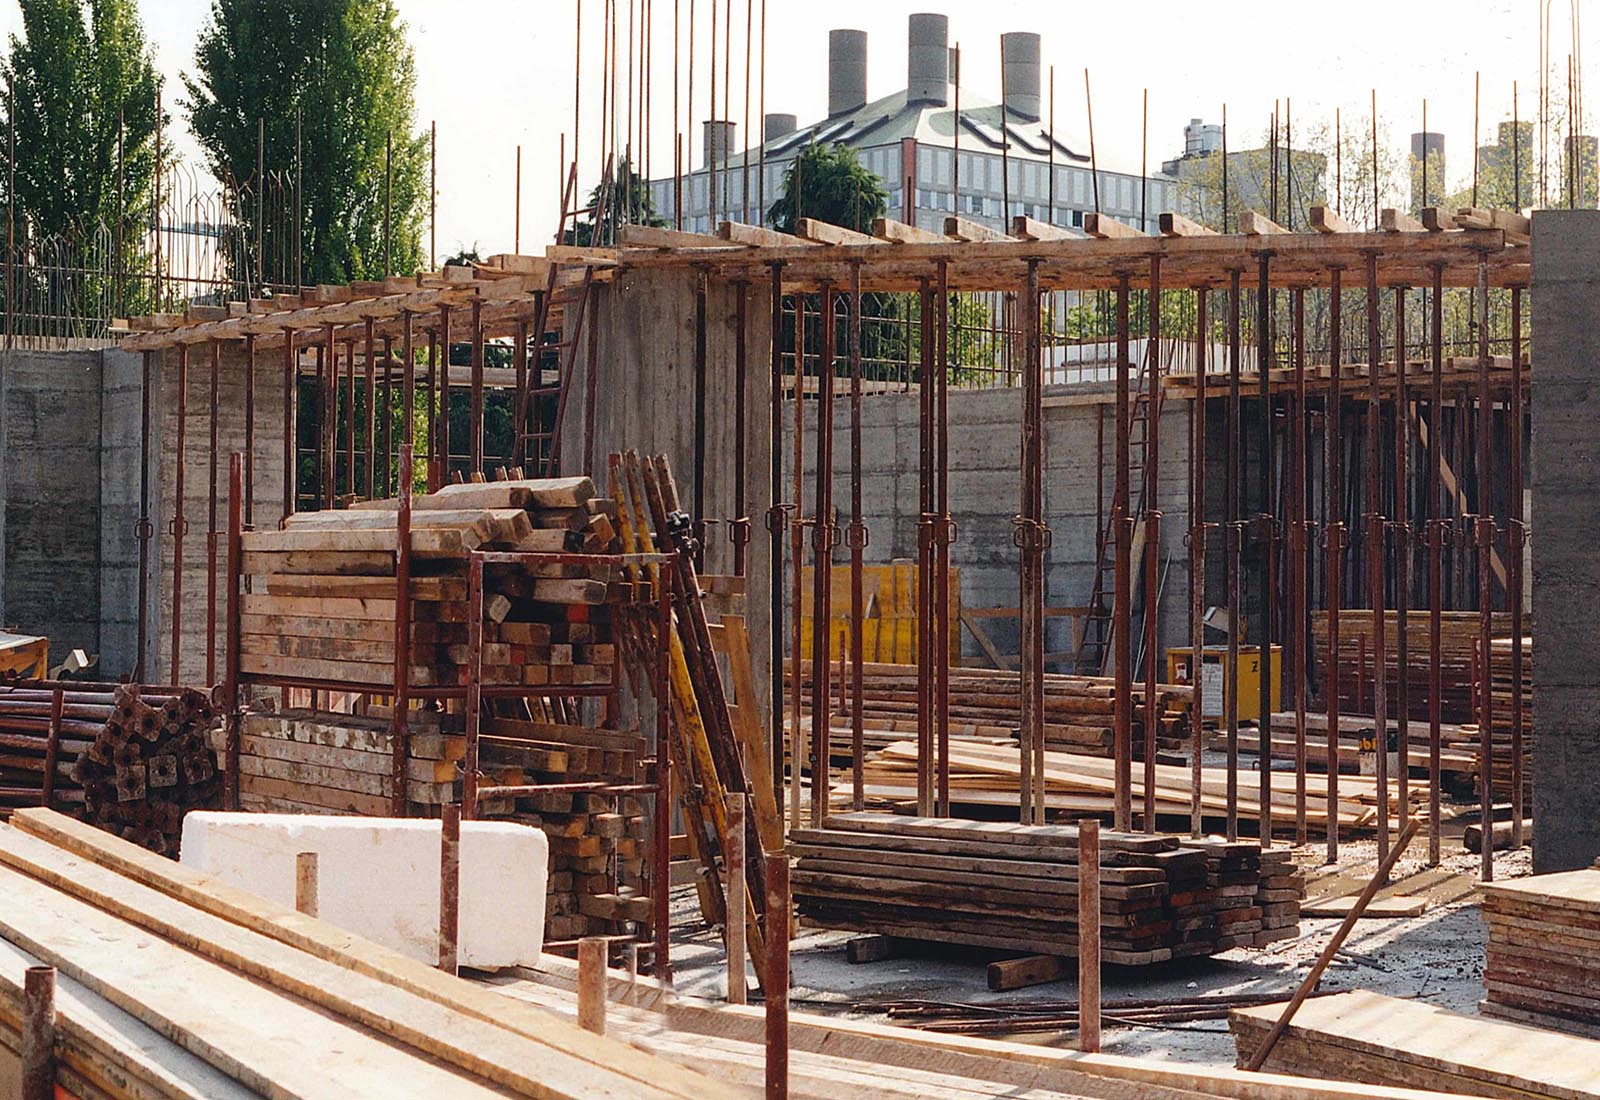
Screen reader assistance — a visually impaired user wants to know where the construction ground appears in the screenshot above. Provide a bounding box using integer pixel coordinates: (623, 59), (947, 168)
(6, 53), (1600, 1097)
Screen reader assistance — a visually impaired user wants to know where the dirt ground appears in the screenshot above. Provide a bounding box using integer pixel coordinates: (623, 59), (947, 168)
(664, 839), (1533, 1067)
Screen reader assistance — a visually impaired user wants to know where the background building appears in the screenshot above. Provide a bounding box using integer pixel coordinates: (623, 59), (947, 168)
(1161, 118), (1327, 230)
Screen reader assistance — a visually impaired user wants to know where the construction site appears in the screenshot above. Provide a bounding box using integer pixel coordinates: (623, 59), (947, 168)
(2, 2), (1600, 1098)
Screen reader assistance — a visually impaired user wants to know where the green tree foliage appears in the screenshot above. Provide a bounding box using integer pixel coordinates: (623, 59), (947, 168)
(766, 142), (888, 234)
(185, 0), (428, 287)
(1, 0), (160, 301)
(565, 157), (664, 246)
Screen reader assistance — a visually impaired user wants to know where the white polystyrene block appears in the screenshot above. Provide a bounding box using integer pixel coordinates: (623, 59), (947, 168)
(180, 812), (546, 970)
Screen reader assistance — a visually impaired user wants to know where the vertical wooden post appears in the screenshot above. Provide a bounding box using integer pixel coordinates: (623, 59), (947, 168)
(1077, 819), (1101, 1053)
(578, 936), (608, 1034)
(726, 792), (748, 1004)
(438, 803), (461, 974)
(295, 851), (319, 917)
(20, 965), (55, 1100)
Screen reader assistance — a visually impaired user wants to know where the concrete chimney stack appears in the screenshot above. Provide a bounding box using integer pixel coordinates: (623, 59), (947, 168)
(907, 13), (950, 107)
(702, 120), (736, 169)
(1000, 31), (1041, 121)
(828, 29), (868, 116)
(764, 113), (798, 142)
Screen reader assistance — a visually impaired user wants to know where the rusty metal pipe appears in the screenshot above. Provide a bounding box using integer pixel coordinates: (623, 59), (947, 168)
(1291, 288), (1308, 845)
(768, 262), (787, 802)
(1475, 258), (1493, 883)
(170, 343), (188, 683)
(1143, 256), (1162, 834)
(1393, 285), (1410, 823)
(1190, 287), (1209, 839)
(1324, 267), (1344, 864)
(809, 285), (836, 828)
(936, 259), (954, 819)
(1225, 268), (1241, 843)
(1112, 272), (1132, 832)
(1509, 286), (1526, 849)
(1365, 251), (1390, 866)
(1257, 254), (1274, 847)
(1427, 263), (1445, 866)
(848, 262), (866, 811)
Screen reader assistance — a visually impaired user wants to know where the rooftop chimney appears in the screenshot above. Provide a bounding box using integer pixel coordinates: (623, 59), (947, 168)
(829, 29), (868, 116)
(907, 13), (949, 107)
(1000, 32), (1041, 122)
(764, 113), (798, 142)
(702, 120), (736, 169)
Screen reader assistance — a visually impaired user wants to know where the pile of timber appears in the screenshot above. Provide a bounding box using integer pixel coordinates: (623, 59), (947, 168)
(211, 708), (650, 945)
(0, 681), (220, 855)
(791, 812), (1303, 964)
(850, 738), (1421, 833)
(789, 660), (1191, 759)
(1312, 610), (1514, 725)
(242, 476), (623, 690)
(1449, 636), (1534, 804)
(1236, 712), (1477, 788)
(1231, 988), (1600, 1099)
(0, 807), (744, 1100)
(1479, 867), (1600, 1035)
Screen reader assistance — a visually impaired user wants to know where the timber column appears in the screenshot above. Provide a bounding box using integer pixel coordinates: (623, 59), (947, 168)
(1531, 210), (1597, 871)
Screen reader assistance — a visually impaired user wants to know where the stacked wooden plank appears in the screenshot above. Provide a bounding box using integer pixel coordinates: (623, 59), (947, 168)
(849, 738), (1421, 833)
(1450, 636), (1534, 804)
(1238, 712), (1478, 787)
(791, 812), (1303, 964)
(1479, 868), (1600, 1035)
(241, 476), (623, 690)
(0, 807), (746, 1100)
(1231, 988), (1600, 1099)
(1312, 610), (1514, 724)
(790, 660), (1191, 758)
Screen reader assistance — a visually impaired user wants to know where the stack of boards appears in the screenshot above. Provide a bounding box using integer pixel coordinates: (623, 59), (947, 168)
(1479, 866), (1600, 1036)
(241, 476), (623, 690)
(1312, 610), (1515, 725)
(849, 738), (1421, 833)
(791, 812), (1303, 964)
(0, 808), (744, 1100)
(1450, 635), (1534, 805)
(210, 708), (652, 944)
(1244, 712), (1477, 789)
(1232, 988), (1600, 1100)
(789, 660), (1192, 758)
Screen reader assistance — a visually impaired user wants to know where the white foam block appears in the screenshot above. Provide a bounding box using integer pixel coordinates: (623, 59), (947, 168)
(180, 812), (547, 970)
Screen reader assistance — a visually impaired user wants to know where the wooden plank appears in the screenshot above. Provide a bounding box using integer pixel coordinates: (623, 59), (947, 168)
(795, 218), (879, 246)
(718, 221), (816, 248)
(429, 476), (595, 508)
(943, 216), (1014, 242)
(1010, 216), (1076, 241)
(1379, 209), (1427, 233)
(1309, 206), (1354, 234)
(1299, 895), (1427, 918)
(1083, 213), (1145, 239)
(1239, 211), (1289, 236)
(986, 954), (1070, 992)
(242, 550), (396, 576)
(1420, 207), (1458, 231)
(1454, 206), (1530, 241)
(1158, 212), (1217, 237)
(871, 218), (946, 244)
(618, 225), (739, 250)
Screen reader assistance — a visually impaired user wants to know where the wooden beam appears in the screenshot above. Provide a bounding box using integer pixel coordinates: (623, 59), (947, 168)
(1010, 215), (1075, 241)
(1309, 206), (1355, 234)
(1420, 207), (1458, 231)
(871, 217), (947, 244)
(718, 221), (816, 248)
(943, 216), (1014, 243)
(1083, 213), (1145, 239)
(1239, 211), (1289, 236)
(1379, 208), (1427, 233)
(796, 218), (879, 246)
(1454, 206), (1531, 241)
(1158, 212), (1217, 237)
(618, 225), (737, 250)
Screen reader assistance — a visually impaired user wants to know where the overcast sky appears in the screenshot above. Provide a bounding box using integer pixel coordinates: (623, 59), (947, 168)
(0, 0), (1576, 260)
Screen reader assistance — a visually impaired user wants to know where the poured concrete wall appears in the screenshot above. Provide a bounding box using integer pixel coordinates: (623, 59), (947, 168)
(1531, 209), (1600, 872)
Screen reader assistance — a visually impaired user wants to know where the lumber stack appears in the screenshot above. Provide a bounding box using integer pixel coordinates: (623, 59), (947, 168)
(848, 738), (1422, 833)
(1231, 988), (1600, 1099)
(789, 660), (1191, 759)
(1479, 867), (1600, 1035)
(241, 476), (624, 690)
(1450, 636), (1534, 804)
(1241, 712), (1478, 788)
(1312, 610), (1515, 725)
(791, 812), (1303, 964)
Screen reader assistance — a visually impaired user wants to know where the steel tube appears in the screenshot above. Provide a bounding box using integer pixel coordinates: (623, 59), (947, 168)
(1143, 256), (1162, 833)
(20, 965), (55, 1100)
(1190, 288), (1208, 839)
(207, 340), (220, 685)
(1225, 269), (1241, 843)
(224, 452), (242, 810)
(768, 263), (787, 801)
(1509, 286), (1525, 849)
(1078, 818), (1101, 1053)
(1257, 254), (1274, 847)
(809, 286), (836, 828)
(170, 343), (188, 682)
(1428, 263), (1445, 866)
(848, 262), (866, 811)
(1394, 286), (1410, 823)
(439, 803), (461, 973)
(936, 259), (953, 818)
(1475, 258), (1493, 883)
(1112, 273), (1132, 832)
(917, 278), (935, 817)
(1365, 251), (1390, 866)
(1291, 288), (1308, 845)
(1324, 267), (1344, 864)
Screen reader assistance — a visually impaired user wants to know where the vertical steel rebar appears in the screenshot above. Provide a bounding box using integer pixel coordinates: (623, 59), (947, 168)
(1021, 261), (1046, 826)
(207, 340), (221, 686)
(936, 259), (954, 819)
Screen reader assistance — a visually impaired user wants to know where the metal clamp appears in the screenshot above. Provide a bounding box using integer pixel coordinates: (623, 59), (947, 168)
(764, 503), (795, 534)
(167, 516), (189, 538)
(133, 517), (155, 540)
(1010, 515), (1054, 551)
(728, 517), (753, 547)
(941, 514), (959, 544)
(844, 520), (871, 550)
(1317, 521), (1346, 551)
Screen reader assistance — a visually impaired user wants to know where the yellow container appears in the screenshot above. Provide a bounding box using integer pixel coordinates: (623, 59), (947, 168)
(1166, 645), (1283, 724)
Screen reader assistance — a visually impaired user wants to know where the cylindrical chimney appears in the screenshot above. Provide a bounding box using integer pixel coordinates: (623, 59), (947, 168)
(1000, 32), (1041, 122)
(829, 29), (868, 116)
(701, 120), (736, 169)
(764, 113), (798, 142)
(907, 13), (949, 106)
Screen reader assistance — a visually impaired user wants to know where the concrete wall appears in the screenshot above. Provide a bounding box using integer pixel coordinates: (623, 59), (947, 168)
(99, 348), (151, 676)
(562, 270), (775, 722)
(790, 383), (1193, 666)
(1531, 209), (1600, 872)
(0, 350), (105, 663)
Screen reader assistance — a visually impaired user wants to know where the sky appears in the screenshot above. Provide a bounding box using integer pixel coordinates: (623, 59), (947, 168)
(0, 0), (1580, 261)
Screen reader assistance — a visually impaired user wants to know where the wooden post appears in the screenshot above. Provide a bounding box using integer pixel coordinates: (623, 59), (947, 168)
(578, 936), (607, 1034)
(438, 803), (461, 974)
(1077, 819), (1101, 1053)
(21, 964), (55, 1100)
(726, 792), (748, 1004)
(294, 851), (319, 917)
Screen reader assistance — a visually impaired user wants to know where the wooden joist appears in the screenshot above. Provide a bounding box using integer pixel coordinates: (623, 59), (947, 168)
(1083, 212), (1145, 239)
(871, 217), (947, 244)
(942, 216), (1014, 242)
(1010, 215), (1076, 241)
(1309, 206), (1355, 234)
(718, 221), (816, 248)
(1159, 212), (1217, 237)
(795, 218), (878, 246)
(1239, 210), (1289, 235)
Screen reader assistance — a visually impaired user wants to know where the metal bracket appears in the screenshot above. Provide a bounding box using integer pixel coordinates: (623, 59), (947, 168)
(844, 520), (871, 550)
(728, 517), (753, 547)
(764, 503), (795, 534)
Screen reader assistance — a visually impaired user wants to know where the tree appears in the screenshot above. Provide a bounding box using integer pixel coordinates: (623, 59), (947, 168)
(766, 142), (887, 234)
(563, 158), (664, 246)
(185, 0), (428, 288)
(1, 0), (160, 306)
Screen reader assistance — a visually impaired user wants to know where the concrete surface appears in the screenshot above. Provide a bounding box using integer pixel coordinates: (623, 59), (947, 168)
(181, 811), (549, 970)
(665, 840), (1531, 1067)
